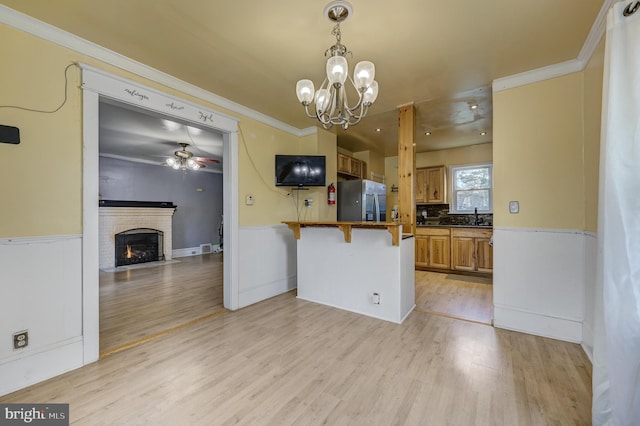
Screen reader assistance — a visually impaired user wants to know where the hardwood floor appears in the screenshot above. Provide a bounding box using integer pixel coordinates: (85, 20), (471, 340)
(99, 253), (224, 355)
(1, 290), (591, 425)
(415, 270), (493, 324)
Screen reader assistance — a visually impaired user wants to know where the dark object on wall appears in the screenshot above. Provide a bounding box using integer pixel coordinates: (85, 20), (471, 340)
(0, 125), (20, 144)
(275, 155), (326, 187)
(99, 200), (176, 208)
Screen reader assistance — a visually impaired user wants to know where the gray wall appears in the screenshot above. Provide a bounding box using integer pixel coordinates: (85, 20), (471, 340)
(99, 156), (223, 250)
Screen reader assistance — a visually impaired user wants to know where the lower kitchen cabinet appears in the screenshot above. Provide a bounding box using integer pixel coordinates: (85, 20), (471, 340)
(451, 236), (475, 272)
(451, 228), (493, 273)
(475, 238), (493, 273)
(415, 228), (450, 270)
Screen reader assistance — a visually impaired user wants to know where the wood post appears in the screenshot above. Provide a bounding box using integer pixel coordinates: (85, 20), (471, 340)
(398, 104), (416, 232)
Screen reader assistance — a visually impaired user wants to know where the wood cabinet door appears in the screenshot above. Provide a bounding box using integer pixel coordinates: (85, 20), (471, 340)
(475, 238), (493, 272)
(415, 169), (427, 204)
(451, 236), (475, 271)
(350, 158), (362, 178)
(428, 235), (450, 269)
(426, 166), (445, 203)
(337, 154), (350, 173)
(415, 236), (429, 268)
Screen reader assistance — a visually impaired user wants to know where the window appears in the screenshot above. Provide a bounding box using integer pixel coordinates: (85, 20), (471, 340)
(450, 163), (493, 213)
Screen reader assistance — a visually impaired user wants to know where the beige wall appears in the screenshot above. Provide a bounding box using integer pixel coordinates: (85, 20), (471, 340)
(583, 39), (605, 233)
(416, 143), (493, 169)
(0, 23), (334, 238)
(237, 122), (337, 227)
(0, 24), (83, 237)
(493, 73), (586, 230)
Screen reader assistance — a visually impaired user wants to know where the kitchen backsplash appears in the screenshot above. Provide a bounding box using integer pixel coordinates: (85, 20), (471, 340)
(416, 204), (493, 226)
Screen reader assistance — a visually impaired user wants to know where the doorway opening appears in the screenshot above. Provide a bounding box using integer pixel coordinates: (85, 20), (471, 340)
(82, 64), (239, 364)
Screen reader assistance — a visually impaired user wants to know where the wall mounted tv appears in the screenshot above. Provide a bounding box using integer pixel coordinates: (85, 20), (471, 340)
(275, 155), (326, 187)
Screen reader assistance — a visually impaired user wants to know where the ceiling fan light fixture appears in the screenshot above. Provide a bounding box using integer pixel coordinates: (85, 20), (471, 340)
(166, 142), (203, 172)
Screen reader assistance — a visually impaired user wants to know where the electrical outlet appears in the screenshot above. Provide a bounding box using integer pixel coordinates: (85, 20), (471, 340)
(13, 330), (28, 350)
(304, 199), (313, 207)
(372, 292), (380, 304)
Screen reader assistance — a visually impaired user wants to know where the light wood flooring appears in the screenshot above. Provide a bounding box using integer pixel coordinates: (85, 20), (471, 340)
(415, 270), (493, 325)
(1, 289), (592, 425)
(99, 253), (223, 355)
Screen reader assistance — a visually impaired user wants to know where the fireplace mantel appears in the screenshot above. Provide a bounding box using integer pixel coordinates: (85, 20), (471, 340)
(99, 204), (176, 270)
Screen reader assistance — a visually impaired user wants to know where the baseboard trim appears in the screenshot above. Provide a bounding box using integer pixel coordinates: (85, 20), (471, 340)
(493, 305), (582, 343)
(238, 276), (296, 308)
(173, 245), (219, 258)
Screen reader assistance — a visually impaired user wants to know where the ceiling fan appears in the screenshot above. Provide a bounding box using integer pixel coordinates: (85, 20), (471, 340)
(165, 142), (220, 171)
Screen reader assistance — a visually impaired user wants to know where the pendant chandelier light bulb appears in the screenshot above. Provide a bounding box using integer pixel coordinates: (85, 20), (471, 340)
(295, 1), (378, 130)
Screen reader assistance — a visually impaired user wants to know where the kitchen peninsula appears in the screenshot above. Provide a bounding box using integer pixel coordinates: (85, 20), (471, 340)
(283, 221), (415, 323)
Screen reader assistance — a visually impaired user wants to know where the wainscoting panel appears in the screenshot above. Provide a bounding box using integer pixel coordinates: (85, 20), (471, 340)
(238, 225), (297, 308)
(493, 227), (587, 343)
(0, 235), (84, 396)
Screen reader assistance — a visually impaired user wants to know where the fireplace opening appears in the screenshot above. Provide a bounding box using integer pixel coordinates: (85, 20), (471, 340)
(115, 228), (165, 267)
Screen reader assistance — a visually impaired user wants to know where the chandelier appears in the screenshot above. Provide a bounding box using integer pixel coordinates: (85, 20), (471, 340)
(165, 143), (201, 171)
(295, 1), (378, 130)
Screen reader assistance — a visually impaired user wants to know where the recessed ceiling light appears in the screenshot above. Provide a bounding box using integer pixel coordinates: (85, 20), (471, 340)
(163, 120), (181, 131)
(480, 131), (487, 136)
(375, 128), (381, 132)
(425, 131), (431, 136)
(471, 104), (478, 110)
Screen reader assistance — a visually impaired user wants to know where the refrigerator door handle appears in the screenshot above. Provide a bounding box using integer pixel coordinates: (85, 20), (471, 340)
(373, 193), (380, 222)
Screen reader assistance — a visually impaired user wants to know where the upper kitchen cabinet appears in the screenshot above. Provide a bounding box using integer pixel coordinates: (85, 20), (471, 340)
(415, 166), (446, 204)
(337, 153), (365, 179)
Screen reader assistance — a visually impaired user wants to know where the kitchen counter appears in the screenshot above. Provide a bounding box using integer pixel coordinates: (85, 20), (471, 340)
(283, 221), (415, 324)
(417, 224), (493, 229)
(284, 221), (410, 246)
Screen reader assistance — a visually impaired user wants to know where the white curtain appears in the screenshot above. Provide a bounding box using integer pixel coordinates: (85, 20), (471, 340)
(593, 1), (640, 425)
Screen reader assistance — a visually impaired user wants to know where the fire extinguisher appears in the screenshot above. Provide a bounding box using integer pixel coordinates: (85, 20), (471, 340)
(328, 183), (336, 205)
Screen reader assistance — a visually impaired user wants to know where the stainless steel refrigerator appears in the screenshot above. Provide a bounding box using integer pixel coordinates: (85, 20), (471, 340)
(337, 180), (387, 222)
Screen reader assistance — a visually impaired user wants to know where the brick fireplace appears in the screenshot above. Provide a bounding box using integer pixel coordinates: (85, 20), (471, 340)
(99, 201), (176, 270)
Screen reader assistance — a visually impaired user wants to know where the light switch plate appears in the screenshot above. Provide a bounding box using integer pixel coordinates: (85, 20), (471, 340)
(509, 201), (519, 214)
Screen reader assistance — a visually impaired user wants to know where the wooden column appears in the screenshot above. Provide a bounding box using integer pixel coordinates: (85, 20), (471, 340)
(398, 104), (416, 232)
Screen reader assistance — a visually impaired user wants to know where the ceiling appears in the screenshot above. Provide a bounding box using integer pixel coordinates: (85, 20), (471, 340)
(2, 0), (605, 157)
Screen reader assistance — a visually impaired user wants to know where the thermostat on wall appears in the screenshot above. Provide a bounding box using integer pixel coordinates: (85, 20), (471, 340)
(509, 201), (519, 214)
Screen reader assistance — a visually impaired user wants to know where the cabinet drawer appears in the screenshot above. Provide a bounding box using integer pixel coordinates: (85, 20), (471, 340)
(451, 228), (492, 239)
(415, 227), (450, 237)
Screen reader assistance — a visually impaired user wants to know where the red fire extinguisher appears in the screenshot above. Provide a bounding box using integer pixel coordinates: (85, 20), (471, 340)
(328, 183), (336, 205)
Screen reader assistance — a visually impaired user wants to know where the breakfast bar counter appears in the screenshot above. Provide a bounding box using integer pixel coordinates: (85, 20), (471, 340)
(283, 221), (415, 323)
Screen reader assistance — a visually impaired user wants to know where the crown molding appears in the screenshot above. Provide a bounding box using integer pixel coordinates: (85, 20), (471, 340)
(493, 59), (583, 92)
(493, 0), (614, 92)
(0, 5), (308, 137)
(578, 0), (615, 65)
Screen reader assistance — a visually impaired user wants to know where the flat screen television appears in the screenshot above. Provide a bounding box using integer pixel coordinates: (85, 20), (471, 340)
(275, 155), (326, 187)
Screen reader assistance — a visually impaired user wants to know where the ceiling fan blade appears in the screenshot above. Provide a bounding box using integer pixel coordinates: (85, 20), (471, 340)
(194, 157), (220, 163)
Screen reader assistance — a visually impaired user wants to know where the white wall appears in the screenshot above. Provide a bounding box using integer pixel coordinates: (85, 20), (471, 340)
(493, 228), (588, 342)
(0, 236), (84, 396)
(237, 225), (297, 307)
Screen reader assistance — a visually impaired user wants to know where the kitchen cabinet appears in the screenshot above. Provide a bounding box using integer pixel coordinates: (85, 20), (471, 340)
(415, 169), (427, 204)
(415, 166), (445, 204)
(415, 227), (450, 270)
(337, 153), (364, 179)
(451, 228), (493, 273)
(475, 237), (493, 273)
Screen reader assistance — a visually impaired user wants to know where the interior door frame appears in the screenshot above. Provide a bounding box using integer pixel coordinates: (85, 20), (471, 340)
(80, 64), (239, 363)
